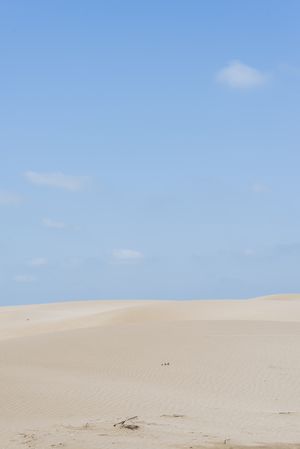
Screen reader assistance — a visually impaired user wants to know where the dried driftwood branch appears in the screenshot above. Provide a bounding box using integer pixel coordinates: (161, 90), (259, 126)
(113, 416), (138, 428)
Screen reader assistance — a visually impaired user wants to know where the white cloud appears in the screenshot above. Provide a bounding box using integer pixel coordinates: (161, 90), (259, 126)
(252, 182), (270, 194)
(28, 257), (48, 267)
(0, 190), (22, 205)
(216, 61), (267, 89)
(43, 218), (66, 229)
(13, 274), (36, 284)
(111, 249), (144, 264)
(24, 171), (89, 191)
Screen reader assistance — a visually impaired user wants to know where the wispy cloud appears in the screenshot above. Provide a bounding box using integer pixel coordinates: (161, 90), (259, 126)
(24, 171), (89, 191)
(251, 182), (270, 194)
(216, 61), (268, 89)
(13, 274), (37, 284)
(111, 249), (144, 264)
(43, 218), (66, 229)
(28, 257), (48, 267)
(0, 190), (22, 205)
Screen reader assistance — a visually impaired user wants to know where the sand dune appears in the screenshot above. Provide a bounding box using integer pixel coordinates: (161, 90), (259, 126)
(1, 295), (300, 448)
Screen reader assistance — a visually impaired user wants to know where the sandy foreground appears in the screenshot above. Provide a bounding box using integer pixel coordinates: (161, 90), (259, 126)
(1, 295), (300, 449)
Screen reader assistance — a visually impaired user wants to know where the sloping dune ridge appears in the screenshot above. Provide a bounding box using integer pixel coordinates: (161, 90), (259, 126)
(1, 295), (300, 449)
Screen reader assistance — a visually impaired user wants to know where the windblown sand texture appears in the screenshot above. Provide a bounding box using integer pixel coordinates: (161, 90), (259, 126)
(1, 295), (300, 448)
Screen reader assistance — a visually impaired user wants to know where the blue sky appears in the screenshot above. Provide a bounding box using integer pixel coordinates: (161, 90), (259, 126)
(1, 1), (300, 305)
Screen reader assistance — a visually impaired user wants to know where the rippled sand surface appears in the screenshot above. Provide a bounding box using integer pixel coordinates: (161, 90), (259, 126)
(1, 295), (300, 448)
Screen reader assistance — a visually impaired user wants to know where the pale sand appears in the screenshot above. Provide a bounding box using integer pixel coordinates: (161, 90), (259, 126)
(1, 295), (300, 448)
